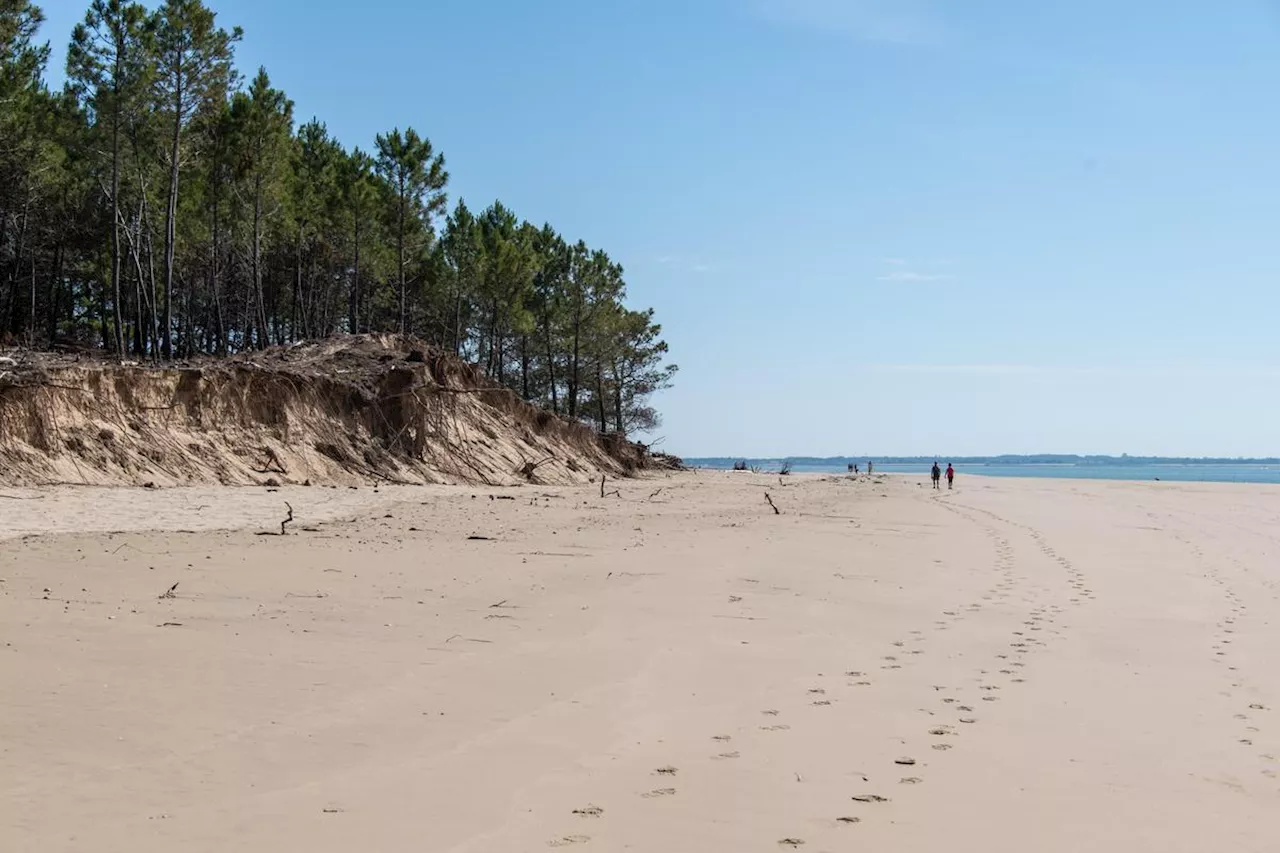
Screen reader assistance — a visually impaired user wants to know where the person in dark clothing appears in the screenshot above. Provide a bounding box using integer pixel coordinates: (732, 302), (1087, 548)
(931, 462), (942, 490)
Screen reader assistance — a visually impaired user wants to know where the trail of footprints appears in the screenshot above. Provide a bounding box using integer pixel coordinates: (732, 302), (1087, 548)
(1159, 513), (1277, 781)
(547, 498), (1086, 847)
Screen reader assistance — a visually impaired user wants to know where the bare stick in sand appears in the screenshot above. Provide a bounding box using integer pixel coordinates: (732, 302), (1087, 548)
(280, 502), (294, 535)
(765, 493), (781, 515)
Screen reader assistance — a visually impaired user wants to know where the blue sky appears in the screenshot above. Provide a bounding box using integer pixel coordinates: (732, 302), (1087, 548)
(37, 1), (1280, 456)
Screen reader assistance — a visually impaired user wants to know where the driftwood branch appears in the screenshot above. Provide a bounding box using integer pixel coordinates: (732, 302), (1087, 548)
(519, 456), (554, 479)
(600, 474), (620, 499)
(764, 493), (780, 515)
(158, 582), (179, 600)
(280, 502), (294, 535)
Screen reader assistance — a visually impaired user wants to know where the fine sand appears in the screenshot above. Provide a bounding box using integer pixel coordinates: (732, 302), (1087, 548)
(3, 472), (1279, 851)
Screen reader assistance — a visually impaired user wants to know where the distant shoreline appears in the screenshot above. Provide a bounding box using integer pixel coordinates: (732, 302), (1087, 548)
(686, 455), (1280, 466)
(685, 458), (1280, 485)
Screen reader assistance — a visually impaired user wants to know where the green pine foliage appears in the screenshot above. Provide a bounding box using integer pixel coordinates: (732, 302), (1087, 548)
(0, 0), (676, 435)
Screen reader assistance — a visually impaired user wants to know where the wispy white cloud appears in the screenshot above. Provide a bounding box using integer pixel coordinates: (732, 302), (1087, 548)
(877, 270), (955, 283)
(751, 0), (943, 46)
(655, 254), (717, 273)
(870, 364), (1040, 376)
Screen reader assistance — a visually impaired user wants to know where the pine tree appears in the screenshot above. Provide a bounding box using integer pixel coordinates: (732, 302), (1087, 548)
(67, 0), (152, 356)
(152, 0), (240, 356)
(373, 127), (446, 336)
(227, 67), (291, 348)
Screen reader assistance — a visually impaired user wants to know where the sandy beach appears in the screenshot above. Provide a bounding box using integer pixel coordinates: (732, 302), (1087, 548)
(3, 471), (1279, 852)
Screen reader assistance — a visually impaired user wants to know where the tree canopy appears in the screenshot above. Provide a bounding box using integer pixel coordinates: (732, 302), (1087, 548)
(0, 0), (676, 435)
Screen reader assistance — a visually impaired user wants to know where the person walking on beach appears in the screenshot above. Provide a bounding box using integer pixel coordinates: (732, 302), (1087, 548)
(931, 462), (942, 490)
(946, 463), (955, 490)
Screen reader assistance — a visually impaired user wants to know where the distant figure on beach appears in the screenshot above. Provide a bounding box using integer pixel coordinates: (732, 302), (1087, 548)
(931, 462), (942, 490)
(867, 462), (874, 475)
(946, 463), (955, 489)
(848, 463), (855, 473)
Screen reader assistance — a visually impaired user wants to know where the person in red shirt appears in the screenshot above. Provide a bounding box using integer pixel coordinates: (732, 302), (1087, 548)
(946, 464), (955, 489)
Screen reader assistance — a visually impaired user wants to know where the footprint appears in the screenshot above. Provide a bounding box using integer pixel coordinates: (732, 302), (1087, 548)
(900, 776), (923, 785)
(642, 788), (676, 799)
(572, 806), (603, 818)
(851, 794), (890, 803)
(836, 817), (862, 824)
(548, 836), (591, 847)
(895, 757), (916, 766)
(712, 735), (732, 742)
(655, 766), (678, 776)
(812, 700), (832, 706)
(933, 743), (954, 751)
(712, 751), (740, 760)
(762, 709), (780, 716)
(778, 840), (806, 847)
(761, 724), (791, 732)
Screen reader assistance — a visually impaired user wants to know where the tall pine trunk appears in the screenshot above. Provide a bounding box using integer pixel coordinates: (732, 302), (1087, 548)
(252, 178), (267, 348)
(612, 360), (624, 434)
(109, 91), (124, 357)
(520, 335), (530, 400)
(568, 315), (581, 418)
(349, 215), (361, 333)
(162, 89), (181, 359)
(211, 186), (225, 354)
(596, 362), (608, 434)
(397, 180), (406, 335)
(543, 313), (559, 414)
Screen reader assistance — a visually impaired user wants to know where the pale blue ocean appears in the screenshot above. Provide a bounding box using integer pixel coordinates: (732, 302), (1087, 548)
(688, 460), (1280, 485)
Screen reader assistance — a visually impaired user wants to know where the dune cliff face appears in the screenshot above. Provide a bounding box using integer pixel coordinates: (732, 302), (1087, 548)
(0, 335), (646, 487)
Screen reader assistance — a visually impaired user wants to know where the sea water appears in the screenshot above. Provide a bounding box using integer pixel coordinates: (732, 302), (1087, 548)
(687, 460), (1280, 485)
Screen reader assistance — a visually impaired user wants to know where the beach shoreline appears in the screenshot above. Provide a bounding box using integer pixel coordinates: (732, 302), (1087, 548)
(3, 471), (1279, 851)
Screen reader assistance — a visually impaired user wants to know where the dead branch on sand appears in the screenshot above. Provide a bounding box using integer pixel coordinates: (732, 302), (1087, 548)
(158, 582), (179, 600)
(280, 502), (294, 535)
(764, 493), (781, 515)
(601, 474), (621, 499)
